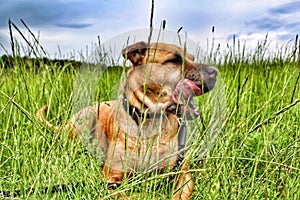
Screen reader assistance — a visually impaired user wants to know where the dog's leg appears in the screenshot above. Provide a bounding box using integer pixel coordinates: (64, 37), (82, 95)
(101, 146), (126, 188)
(172, 162), (194, 200)
(102, 165), (124, 185)
(101, 164), (128, 199)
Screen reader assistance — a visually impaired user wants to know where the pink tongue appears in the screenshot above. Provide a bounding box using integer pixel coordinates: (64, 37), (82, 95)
(172, 79), (201, 119)
(184, 79), (202, 96)
(172, 79), (202, 104)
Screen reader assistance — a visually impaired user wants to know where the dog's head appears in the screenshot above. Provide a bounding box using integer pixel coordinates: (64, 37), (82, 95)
(122, 41), (218, 119)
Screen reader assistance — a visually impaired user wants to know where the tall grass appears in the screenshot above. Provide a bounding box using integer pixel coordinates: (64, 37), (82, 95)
(0, 25), (300, 199)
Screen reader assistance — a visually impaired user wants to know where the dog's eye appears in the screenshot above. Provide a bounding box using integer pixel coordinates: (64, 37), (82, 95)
(164, 55), (182, 64)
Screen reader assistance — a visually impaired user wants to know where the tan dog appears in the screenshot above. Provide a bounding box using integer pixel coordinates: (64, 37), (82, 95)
(37, 42), (218, 199)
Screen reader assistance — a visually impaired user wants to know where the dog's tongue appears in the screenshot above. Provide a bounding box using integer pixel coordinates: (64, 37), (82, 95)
(172, 79), (201, 104)
(184, 79), (202, 96)
(172, 79), (201, 119)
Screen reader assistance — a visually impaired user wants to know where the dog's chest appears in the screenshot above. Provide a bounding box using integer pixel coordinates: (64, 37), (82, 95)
(107, 101), (179, 172)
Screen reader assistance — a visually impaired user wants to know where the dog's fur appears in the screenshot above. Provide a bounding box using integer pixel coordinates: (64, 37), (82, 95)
(37, 42), (217, 199)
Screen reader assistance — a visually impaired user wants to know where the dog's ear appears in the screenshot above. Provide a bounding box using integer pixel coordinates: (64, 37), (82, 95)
(122, 41), (147, 65)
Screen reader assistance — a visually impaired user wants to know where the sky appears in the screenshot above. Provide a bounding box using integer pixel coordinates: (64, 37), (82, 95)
(0, 0), (299, 58)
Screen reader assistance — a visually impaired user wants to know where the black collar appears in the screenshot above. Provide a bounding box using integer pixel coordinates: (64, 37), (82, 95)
(122, 94), (164, 125)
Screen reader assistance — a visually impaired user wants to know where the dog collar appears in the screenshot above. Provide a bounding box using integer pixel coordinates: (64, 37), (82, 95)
(122, 94), (164, 125)
(173, 118), (186, 171)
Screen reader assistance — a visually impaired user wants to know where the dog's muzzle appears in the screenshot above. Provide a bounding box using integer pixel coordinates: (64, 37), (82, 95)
(171, 65), (218, 120)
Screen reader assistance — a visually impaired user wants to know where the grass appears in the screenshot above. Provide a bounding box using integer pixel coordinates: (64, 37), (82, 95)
(0, 34), (300, 199)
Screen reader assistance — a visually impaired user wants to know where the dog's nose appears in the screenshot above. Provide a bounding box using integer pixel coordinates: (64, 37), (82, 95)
(202, 66), (218, 92)
(204, 66), (218, 77)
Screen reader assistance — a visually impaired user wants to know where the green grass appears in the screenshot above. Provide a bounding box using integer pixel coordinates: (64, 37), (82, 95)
(0, 38), (300, 199)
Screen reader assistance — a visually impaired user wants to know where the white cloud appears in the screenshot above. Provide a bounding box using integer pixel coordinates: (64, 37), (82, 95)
(0, 0), (299, 58)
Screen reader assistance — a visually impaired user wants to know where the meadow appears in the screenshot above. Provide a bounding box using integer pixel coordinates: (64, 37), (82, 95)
(0, 34), (300, 199)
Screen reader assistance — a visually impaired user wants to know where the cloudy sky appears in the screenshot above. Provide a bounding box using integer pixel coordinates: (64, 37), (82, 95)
(0, 0), (299, 58)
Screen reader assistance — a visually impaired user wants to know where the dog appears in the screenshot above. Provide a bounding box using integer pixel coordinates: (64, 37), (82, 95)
(37, 41), (218, 199)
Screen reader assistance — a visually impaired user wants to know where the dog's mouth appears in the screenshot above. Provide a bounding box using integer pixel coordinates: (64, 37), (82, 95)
(172, 79), (202, 119)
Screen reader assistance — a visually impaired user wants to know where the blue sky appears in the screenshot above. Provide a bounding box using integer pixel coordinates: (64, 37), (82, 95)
(0, 0), (299, 58)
